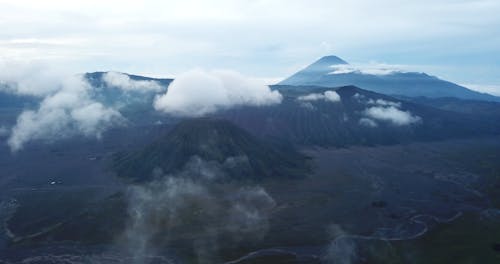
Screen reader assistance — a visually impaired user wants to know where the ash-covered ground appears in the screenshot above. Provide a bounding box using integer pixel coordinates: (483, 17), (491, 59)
(1, 134), (500, 263)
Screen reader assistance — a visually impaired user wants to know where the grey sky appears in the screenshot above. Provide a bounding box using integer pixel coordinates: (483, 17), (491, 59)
(1, 0), (499, 93)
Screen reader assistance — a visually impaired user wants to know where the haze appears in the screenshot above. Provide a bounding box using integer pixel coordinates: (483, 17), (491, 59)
(1, 0), (500, 95)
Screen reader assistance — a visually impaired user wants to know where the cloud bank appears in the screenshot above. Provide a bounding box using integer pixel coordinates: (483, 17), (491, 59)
(154, 69), (282, 117)
(103, 72), (163, 92)
(4, 69), (124, 152)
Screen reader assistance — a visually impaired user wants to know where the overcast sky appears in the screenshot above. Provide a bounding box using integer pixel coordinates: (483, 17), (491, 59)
(1, 0), (499, 94)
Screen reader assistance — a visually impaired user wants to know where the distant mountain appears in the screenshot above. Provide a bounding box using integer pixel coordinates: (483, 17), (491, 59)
(113, 118), (310, 182)
(278, 56), (500, 102)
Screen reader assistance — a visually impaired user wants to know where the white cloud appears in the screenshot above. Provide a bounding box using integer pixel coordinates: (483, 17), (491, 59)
(71, 102), (122, 136)
(103, 71), (163, 92)
(363, 106), (421, 126)
(353, 93), (422, 127)
(367, 99), (401, 107)
(297, 90), (340, 103)
(7, 75), (124, 152)
(324, 91), (341, 102)
(352, 93), (365, 100)
(0, 59), (69, 97)
(359, 97), (420, 126)
(153, 69), (282, 117)
(297, 93), (324, 101)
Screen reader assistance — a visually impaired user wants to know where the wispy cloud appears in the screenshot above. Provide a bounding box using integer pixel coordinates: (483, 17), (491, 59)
(122, 158), (275, 263)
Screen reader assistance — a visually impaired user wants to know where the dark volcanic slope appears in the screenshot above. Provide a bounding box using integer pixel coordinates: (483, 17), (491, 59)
(278, 55), (500, 102)
(402, 96), (500, 117)
(113, 118), (310, 182)
(218, 85), (500, 147)
(84, 71), (173, 89)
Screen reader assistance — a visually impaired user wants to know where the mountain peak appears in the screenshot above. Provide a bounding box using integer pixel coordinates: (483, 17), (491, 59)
(278, 55), (348, 85)
(314, 55), (349, 65)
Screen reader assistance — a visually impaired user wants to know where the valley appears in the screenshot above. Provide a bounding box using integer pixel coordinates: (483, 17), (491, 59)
(1, 133), (499, 263)
(1, 55), (500, 263)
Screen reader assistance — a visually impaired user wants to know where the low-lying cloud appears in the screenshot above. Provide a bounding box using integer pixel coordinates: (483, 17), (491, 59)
(154, 69), (282, 117)
(103, 72), (163, 93)
(367, 98), (401, 108)
(363, 106), (421, 126)
(355, 95), (421, 127)
(297, 90), (341, 103)
(5, 71), (124, 152)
